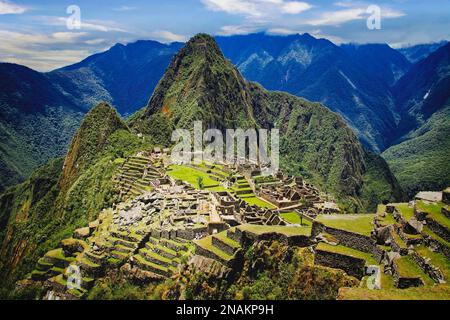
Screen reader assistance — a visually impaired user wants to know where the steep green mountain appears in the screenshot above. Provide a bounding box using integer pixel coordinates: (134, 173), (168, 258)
(216, 33), (409, 152)
(0, 63), (84, 193)
(382, 42), (450, 196)
(382, 107), (450, 197)
(132, 34), (404, 211)
(0, 102), (151, 290)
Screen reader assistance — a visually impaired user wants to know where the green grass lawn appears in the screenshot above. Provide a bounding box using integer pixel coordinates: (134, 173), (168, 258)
(167, 165), (225, 191)
(395, 203), (414, 221)
(416, 201), (450, 229)
(377, 212), (397, 226)
(241, 196), (275, 209)
(238, 224), (311, 237)
(316, 214), (375, 236)
(280, 211), (312, 225)
(316, 242), (377, 265)
(339, 285), (450, 300)
(195, 236), (233, 261)
(415, 245), (450, 280)
(394, 256), (434, 286)
(422, 226), (450, 248)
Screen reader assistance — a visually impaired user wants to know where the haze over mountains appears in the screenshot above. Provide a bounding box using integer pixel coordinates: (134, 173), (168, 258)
(0, 33), (448, 196)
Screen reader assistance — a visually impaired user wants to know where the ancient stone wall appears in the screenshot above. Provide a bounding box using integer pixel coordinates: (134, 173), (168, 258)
(312, 222), (375, 253)
(425, 218), (450, 242)
(410, 251), (443, 283)
(314, 249), (366, 279)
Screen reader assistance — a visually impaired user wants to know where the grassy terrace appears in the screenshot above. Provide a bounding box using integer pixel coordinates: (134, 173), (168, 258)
(238, 224), (311, 237)
(167, 165), (225, 191)
(316, 214), (375, 236)
(395, 203), (414, 221)
(415, 245), (450, 280)
(316, 242), (377, 265)
(195, 236), (233, 261)
(214, 231), (241, 249)
(339, 285), (450, 300)
(422, 226), (450, 247)
(394, 256), (434, 286)
(240, 196), (275, 209)
(280, 211), (314, 225)
(417, 200), (450, 229)
(135, 254), (169, 272)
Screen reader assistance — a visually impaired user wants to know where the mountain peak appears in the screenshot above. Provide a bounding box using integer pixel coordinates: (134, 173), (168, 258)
(179, 33), (223, 59)
(59, 102), (127, 189)
(135, 33), (255, 134)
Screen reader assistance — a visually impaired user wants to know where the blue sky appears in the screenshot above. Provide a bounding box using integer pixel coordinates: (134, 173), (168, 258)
(0, 0), (449, 71)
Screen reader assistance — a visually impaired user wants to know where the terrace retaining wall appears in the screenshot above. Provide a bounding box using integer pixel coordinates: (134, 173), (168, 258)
(410, 251), (444, 283)
(425, 218), (450, 242)
(312, 222), (375, 253)
(314, 249), (366, 279)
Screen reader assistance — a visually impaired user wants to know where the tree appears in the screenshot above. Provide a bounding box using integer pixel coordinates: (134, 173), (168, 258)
(197, 176), (204, 189)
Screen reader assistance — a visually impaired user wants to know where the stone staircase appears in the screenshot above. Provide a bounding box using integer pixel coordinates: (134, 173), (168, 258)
(131, 231), (192, 278)
(233, 176), (254, 196)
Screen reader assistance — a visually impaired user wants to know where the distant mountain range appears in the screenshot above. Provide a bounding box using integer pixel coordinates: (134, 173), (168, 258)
(0, 33), (448, 196)
(398, 41), (449, 64)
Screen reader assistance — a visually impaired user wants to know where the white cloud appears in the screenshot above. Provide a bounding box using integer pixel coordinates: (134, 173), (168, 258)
(267, 27), (301, 35)
(382, 8), (405, 19)
(41, 16), (128, 32)
(202, 0), (312, 18)
(304, 6), (405, 26)
(334, 1), (353, 8)
(0, 30), (97, 71)
(85, 38), (108, 45)
(218, 24), (260, 35)
(281, 2), (311, 14)
(149, 30), (187, 42)
(0, 0), (26, 14)
(305, 8), (366, 26)
(310, 29), (345, 44)
(114, 6), (137, 12)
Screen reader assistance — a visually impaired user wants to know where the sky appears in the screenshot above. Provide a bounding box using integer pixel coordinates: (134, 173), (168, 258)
(0, 0), (449, 71)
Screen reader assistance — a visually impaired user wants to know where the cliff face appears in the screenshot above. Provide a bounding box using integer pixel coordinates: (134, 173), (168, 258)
(133, 34), (403, 210)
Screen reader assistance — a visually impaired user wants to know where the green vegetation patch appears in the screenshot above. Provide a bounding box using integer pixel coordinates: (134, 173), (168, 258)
(241, 196), (275, 209)
(395, 203), (414, 221)
(280, 211), (312, 225)
(316, 242), (377, 265)
(167, 165), (224, 190)
(214, 232), (241, 249)
(339, 285), (450, 300)
(394, 256), (434, 285)
(417, 201), (450, 229)
(415, 245), (450, 280)
(316, 214), (375, 236)
(195, 236), (233, 261)
(238, 224), (311, 237)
